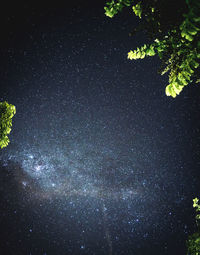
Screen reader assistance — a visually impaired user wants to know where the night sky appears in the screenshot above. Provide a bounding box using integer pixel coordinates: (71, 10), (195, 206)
(0, 1), (200, 255)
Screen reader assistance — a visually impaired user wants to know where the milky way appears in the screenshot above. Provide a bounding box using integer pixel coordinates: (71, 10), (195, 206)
(0, 126), (193, 255)
(3, 145), (141, 201)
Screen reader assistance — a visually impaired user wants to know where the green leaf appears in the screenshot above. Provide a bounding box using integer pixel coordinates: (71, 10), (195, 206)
(146, 46), (155, 56)
(190, 59), (199, 68)
(185, 33), (194, 41)
(172, 82), (184, 94)
(196, 214), (200, 220)
(193, 198), (199, 207)
(194, 16), (200, 22)
(132, 2), (142, 18)
(165, 84), (177, 98)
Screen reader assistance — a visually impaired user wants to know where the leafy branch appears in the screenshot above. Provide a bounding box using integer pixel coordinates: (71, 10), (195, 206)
(105, 0), (200, 97)
(0, 101), (16, 149)
(186, 198), (200, 255)
(104, 0), (133, 18)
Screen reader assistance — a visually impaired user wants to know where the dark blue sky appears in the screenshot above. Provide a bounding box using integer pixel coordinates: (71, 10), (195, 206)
(0, 1), (200, 255)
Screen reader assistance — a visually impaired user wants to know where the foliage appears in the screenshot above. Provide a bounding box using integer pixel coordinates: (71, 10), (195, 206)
(193, 198), (200, 213)
(0, 101), (16, 149)
(187, 232), (200, 255)
(186, 198), (200, 255)
(104, 0), (133, 18)
(104, 0), (200, 98)
(132, 2), (142, 19)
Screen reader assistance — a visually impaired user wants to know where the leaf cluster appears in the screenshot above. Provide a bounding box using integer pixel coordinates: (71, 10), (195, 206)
(193, 198), (200, 221)
(187, 232), (200, 255)
(104, 0), (133, 18)
(186, 198), (200, 255)
(105, 0), (200, 97)
(0, 101), (16, 149)
(132, 2), (142, 19)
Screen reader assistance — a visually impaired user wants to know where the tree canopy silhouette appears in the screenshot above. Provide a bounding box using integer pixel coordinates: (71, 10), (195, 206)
(104, 0), (200, 97)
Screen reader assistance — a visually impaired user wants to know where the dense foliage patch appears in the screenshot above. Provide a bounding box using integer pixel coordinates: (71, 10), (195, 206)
(0, 101), (16, 149)
(105, 0), (200, 97)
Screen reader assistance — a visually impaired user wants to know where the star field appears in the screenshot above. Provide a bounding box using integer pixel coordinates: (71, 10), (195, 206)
(0, 1), (200, 255)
